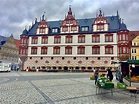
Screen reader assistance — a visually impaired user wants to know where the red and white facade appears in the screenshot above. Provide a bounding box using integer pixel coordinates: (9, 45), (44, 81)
(19, 7), (128, 72)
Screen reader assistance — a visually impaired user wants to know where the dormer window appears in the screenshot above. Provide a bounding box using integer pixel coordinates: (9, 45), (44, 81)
(71, 26), (77, 31)
(81, 26), (89, 32)
(97, 25), (104, 31)
(62, 27), (68, 32)
(39, 28), (45, 34)
(52, 28), (58, 33)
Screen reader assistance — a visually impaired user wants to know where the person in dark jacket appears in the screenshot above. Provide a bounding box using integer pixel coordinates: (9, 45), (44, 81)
(107, 69), (113, 82)
(94, 69), (99, 85)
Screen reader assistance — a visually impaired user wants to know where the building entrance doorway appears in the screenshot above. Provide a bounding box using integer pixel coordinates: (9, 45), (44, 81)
(64, 66), (68, 72)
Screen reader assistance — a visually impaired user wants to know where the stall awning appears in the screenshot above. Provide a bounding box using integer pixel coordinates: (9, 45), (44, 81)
(127, 60), (139, 64)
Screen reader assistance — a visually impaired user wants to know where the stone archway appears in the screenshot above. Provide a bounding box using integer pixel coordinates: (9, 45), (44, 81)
(64, 66), (68, 72)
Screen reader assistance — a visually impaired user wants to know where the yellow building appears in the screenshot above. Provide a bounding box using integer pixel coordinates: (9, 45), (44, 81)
(0, 34), (19, 63)
(131, 35), (139, 60)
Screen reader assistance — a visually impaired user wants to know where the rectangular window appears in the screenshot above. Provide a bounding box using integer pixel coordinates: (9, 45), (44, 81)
(52, 28), (58, 33)
(105, 47), (113, 54)
(62, 27), (68, 32)
(41, 48), (47, 54)
(54, 37), (61, 44)
(92, 35), (100, 43)
(41, 37), (48, 44)
(78, 47), (85, 54)
(132, 49), (136, 53)
(21, 39), (27, 44)
(122, 34), (125, 40)
(119, 34), (128, 41)
(39, 28), (45, 34)
(105, 34), (113, 42)
(126, 35), (128, 40)
(81, 27), (88, 32)
(31, 48), (37, 54)
(65, 48), (72, 54)
(119, 46), (129, 54)
(78, 36), (85, 43)
(53, 48), (60, 54)
(132, 42), (136, 46)
(132, 56), (136, 60)
(31, 37), (38, 44)
(65, 37), (72, 43)
(92, 48), (100, 54)
(21, 49), (27, 55)
(23, 39), (27, 44)
(97, 25), (104, 30)
(119, 35), (122, 41)
(71, 27), (77, 31)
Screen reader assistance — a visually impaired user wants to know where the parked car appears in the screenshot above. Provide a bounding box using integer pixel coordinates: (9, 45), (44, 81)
(115, 69), (123, 82)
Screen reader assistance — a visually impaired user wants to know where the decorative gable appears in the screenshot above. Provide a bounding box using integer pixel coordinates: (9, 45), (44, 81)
(60, 6), (79, 33)
(36, 15), (49, 34)
(132, 36), (139, 46)
(92, 10), (109, 32)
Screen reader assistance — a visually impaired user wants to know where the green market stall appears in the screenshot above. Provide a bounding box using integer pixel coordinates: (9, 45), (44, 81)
(96, 77), (114, 94)
(123, 60), (139, 87)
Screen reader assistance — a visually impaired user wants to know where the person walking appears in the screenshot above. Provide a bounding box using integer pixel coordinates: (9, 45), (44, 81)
(107, 69), (113, 82)
(94, 69), (99, 85)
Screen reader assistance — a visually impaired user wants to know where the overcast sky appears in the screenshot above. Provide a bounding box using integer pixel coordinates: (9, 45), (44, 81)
(0, 0), (139, 39)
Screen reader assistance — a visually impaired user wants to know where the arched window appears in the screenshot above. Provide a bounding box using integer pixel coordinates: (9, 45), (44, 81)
(41, 46), (47, 54)
(78, 35), (85, 43)
(54, 36), (61, 44)
(105, 34), (113, 42)
(65, 46), (72, 54)
(77, 46), (85, 54)
(41, 36), (48, 44)
(53, 46), (60, 54)
(92, 45), (100, 54)
(65, 35), (72, 43)
(31, 46), (37, 54)
(105, 45), (113, 54)
(31, 37), (38, 44)
(92, 34), (100, 43)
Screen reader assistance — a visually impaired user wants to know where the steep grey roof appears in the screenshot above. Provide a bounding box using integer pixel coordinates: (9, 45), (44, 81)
(119, 22), (127, 30)
(22, 15), (127, 36)
(21, 29), (28, 35)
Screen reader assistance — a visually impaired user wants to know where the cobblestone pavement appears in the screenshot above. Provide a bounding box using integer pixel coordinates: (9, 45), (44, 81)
(0, 71), (138, 104)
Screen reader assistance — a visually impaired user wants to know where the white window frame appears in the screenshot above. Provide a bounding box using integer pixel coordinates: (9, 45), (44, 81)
(81, 27), (88, 32)
(52, 28), (58, 33)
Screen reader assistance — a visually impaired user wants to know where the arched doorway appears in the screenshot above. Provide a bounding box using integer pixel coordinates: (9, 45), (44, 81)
(64, 66), (68, 72)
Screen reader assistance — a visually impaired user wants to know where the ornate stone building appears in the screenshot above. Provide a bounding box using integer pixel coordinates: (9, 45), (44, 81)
(19, 7), (129, 72)
(0, 34), (19, 63)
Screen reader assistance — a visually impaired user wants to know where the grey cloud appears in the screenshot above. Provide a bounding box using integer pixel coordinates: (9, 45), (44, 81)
(0, 0), (138, 39)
